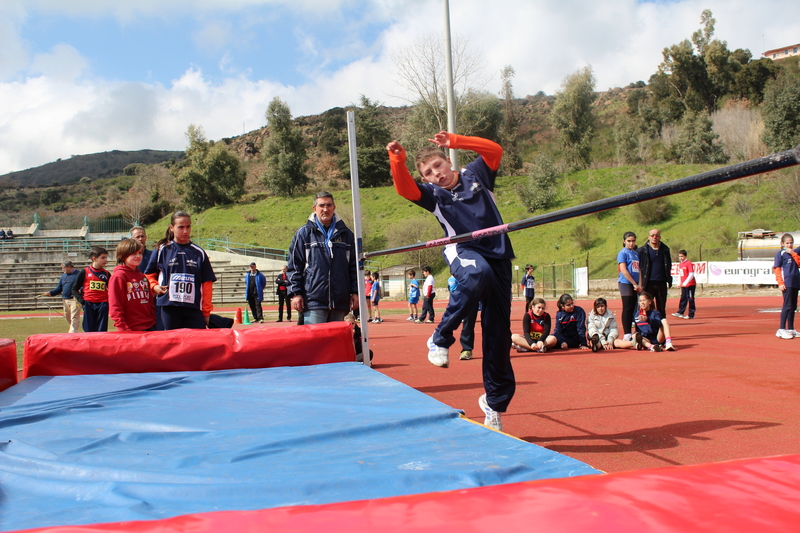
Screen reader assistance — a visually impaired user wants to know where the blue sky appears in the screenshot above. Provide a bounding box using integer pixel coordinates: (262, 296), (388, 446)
(0, 0), (796, 175)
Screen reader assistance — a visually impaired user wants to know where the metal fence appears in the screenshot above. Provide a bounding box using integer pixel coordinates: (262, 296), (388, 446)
(537, 260), (576, 298)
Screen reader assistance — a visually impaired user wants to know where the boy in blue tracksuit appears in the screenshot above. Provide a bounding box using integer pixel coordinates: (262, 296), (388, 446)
(387, 131), (514, 432)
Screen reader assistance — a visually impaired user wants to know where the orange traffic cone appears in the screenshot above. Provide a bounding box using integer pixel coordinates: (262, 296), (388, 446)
(234, 308), (243, 324)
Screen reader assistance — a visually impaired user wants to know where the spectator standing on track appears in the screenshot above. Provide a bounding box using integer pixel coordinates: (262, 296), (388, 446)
(275, 265), (291, 322)
(74, 246), (111, 332)
(773, 233), (800, 339)
(617, 231), (642, 341)
(244, 262), (266, 323)
(448, 274), (478, 361)
(370, 271), (383, 323)
(131, 225), (163, 331)
(416, 266), (435, 323)
(287, 192), (358, 325)
(673, 250), (696, 320)
(387, 131), (515, 432)
(637, 228), (672, 319)
(406, 269), (420, 322)
(521, 264), (536, 309)
(363, 270), (373, 323)
(109, 238), (156, 332)
(145, 211), (217, 330)
(40, 260), (82, 333)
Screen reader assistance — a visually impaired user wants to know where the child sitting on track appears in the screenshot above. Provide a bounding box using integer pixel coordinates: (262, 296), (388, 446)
(511, 298), (550, 353)
(615, 291), (675, 351)
(587, 297), (619, 351)
(387, 131), (515, 432)
(546, 294), (588, 350)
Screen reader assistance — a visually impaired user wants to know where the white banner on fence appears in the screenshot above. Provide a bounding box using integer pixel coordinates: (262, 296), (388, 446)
(574, 267), (588, 296)
(671, 261), (774, 285)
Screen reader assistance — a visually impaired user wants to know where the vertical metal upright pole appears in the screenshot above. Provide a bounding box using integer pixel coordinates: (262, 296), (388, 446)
(443, 0), (458, 170)
(346, 111), (371, 366)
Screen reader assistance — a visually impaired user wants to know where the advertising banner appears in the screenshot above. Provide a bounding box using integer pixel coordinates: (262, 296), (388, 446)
(671, 261), (774, 285)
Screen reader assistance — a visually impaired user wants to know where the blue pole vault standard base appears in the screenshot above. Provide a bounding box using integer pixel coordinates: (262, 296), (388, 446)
(0, 363), (600, 532)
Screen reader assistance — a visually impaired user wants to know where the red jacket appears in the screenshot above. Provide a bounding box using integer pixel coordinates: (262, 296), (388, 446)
(109, 264), (156, 331)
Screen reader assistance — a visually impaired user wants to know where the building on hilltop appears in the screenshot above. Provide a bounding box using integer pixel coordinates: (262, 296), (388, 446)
(764, 43), (800, 60)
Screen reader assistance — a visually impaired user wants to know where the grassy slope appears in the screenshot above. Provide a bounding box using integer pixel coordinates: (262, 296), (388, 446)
(147, 163), (797, 281)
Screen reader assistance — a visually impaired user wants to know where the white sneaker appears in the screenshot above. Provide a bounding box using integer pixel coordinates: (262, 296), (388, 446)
(622, 333), (632, 342)
(791, 330), (799, 337)
(776, 329), (787, 338)
(426, 336), (449, 367)
(779, 329), (794, 340)
(664, 341), (676, 351)
(478, 394), (502, 431)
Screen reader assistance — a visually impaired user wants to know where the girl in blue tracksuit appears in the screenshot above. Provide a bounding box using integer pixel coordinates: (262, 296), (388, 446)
(546, 294), (588, 350)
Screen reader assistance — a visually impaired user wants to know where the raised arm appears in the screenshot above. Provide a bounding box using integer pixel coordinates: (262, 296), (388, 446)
(387, 140), (422, 202)
(430, 132), (503, 171)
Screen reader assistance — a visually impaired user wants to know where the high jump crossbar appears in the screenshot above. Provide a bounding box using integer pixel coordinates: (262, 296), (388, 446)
(362, 145), (800, 260)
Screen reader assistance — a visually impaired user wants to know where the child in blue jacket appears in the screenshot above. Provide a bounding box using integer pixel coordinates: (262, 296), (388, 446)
(546, 294), (588, 350)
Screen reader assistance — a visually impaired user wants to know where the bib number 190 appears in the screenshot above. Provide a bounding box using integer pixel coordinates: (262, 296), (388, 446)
(169, 273), (196, 304)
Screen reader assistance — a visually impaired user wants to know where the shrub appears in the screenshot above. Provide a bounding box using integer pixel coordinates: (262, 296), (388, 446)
(516, 154), (560, 213)
(571, 222), (596, 251)
(633, 198), (673, 225)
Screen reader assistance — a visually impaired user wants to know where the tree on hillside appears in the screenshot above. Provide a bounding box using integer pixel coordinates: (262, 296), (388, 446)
(666, 111), (728, 164)
(261, 97), (309, 197)
(391, 34), (488, 132)
(551, 66), (596, 172)
(651, 9), (768, 120)
(338, 96), (392, 188)
(498, 65), (522, 175)
(733, 58), (781, 105)
(175, 125), (246, 212)
(761, 73), (800, 152)
(392, 34), (502, 160)
(516, 153), (560, 213)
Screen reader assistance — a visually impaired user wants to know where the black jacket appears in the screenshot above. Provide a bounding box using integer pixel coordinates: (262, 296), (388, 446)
(636, 242), (672, 289)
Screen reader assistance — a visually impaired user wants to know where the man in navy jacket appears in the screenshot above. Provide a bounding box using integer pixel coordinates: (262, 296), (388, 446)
(287, 192), (358, 325)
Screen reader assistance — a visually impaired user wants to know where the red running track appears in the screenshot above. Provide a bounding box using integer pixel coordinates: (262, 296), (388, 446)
(360, 295), (800, 473)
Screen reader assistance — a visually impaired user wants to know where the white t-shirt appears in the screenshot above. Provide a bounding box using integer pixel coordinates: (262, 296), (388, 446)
(422, 274), (435, 298)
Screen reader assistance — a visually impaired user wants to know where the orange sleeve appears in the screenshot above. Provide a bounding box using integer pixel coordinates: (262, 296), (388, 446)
(201, 280), (214, 316)
(388, 146), (422, 201)
(145, 272), (159, 290)
(775, 267), (784, 285)
(791, 251), (800, 267)
(449, 134), (503, 171)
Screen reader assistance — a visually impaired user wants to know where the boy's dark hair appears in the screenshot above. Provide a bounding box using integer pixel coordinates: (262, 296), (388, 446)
(116, 238), (145, 265)
(90, 246), (108, 259)
(371, 272), (380, 280)
(557, 293), (574, 310)
(678, 249), (688, 256)
(364, 270), (371, 276)
(422, 265), (431, 273)
(414, 147), (447, 173)
(407, 269), (416, 277)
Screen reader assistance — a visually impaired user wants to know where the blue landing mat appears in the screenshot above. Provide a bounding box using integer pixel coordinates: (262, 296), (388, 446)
(0, 363), (600, 531)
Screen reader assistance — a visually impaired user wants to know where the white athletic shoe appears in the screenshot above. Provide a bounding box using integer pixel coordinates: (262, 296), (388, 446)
(478, 394), (503, 431)
(776, 329), (787, 338)
(664, 341), (676, 351)
(779, 329), (794, 340)
(790, 329), (799, 337)
(622, 333), (632, 342)
(426, 336), (449, 367)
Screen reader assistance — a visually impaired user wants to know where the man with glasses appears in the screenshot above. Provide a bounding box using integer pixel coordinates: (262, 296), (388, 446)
(287, 192), (358, 325)
(637, 229), (675, 349)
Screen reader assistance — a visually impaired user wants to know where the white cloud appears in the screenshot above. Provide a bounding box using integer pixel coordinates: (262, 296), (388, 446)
(1, 0), (798, 175)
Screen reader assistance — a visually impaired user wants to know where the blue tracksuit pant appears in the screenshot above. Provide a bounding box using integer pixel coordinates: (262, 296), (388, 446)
(432, 249), (515, 413)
